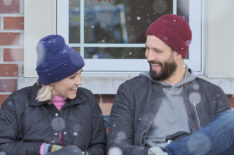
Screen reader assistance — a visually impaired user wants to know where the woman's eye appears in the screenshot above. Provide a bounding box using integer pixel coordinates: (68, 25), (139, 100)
(70, 76), (76, 79)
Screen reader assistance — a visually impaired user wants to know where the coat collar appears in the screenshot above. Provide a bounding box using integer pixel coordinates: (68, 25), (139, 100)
(29, 83), (87, 107)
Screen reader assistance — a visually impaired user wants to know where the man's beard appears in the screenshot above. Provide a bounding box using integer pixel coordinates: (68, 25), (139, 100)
(149, 59), (177, 81)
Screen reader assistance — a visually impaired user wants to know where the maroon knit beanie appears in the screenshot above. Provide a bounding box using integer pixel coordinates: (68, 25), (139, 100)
(145, 14), (192, 58)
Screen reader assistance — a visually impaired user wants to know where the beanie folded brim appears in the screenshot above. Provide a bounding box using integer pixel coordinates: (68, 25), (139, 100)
(36, 48), (84, 85)
(145, 14), (192, 58)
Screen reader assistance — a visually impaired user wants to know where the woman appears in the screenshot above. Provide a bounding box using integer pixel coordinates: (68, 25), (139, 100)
(0, 35), (106, 155)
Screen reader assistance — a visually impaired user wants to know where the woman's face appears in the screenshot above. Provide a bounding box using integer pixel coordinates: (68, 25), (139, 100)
(52, 69), (82, 99)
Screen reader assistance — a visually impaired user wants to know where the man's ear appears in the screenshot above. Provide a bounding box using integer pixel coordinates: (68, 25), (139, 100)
(173, 51), (183, 60)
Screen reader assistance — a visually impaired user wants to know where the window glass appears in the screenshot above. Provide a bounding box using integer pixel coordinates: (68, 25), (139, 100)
(69, 0), (80, 43)
(58, 0), (202, 72)
(83, 0), (173, 43)
(68, 0), (184, 44)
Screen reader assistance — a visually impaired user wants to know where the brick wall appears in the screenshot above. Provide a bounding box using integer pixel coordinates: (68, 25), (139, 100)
(0, 0), (234, 116)
(96, 95), (114, 116)
(0, 0), (115, 115)
(0, 0), (23, 106)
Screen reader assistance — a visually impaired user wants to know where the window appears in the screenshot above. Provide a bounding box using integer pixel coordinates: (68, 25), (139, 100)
(23, 0), (234, 94)
(57, 0), (203, 72)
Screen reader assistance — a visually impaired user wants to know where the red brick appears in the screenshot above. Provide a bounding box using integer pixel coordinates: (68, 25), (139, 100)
(102, 95), (115, 103)
(0, 64), (18, 77)
(4, 48), (24, 61)
(4, 17), (24, 30)
(106, 127), (109, 134)
(0, 32), (20, 46)
(99, 103), (113, 115)
(0, 79), (17, 92)
(227, 95), (234, 108)
(0, 0), (19, 13)
(0, 94), (10, 107)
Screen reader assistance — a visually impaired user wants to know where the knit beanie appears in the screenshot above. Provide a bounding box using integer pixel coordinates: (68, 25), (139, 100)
(145, 14), (192, 58)
(36, 35), (84, 85)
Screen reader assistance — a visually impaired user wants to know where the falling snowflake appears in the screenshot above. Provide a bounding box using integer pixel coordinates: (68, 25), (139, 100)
(73, 132), (78, 136)
(3, 0), (12, 6)
(0, 152), (6, 155)
(108, 147), (123, 155)
(51, 117), (65, 131)
(185, 40), (191, 46)
(187, 133), (211, 155)
(192, 84), (200, 90)
(153, 0), (168, 14)
(115, 131), (126, 143)
(189, 92), (201, 105)
(163, 36), (168, 41)
(136, 16), (141, 21)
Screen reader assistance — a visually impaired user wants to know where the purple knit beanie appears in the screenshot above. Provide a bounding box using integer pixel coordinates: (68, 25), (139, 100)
(145, 14), (192, 58)
(36, 35), (84, 85)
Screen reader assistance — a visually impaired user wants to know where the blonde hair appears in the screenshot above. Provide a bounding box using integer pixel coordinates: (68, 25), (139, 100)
(36, 85), (53, 102)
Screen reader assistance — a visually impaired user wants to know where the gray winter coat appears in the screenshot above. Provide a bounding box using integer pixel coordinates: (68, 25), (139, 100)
(0, 83), (106, 155)
(107, 75), (230, 155)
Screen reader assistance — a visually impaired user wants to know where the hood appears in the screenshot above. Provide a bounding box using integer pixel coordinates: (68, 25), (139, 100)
(140, 66), (196, 88)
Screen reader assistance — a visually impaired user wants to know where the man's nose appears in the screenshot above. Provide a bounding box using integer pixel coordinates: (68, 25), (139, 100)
(146, 50), (155, 62)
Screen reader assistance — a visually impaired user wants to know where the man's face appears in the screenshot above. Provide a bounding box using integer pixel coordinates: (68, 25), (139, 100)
(145, 35), (177, 81)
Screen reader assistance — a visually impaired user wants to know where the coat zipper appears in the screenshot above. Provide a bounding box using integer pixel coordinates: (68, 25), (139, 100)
(193, 103), (201, 129)
(183, 86), (201, 131)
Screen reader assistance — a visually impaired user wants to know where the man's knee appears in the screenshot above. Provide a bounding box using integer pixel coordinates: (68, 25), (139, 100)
(217, 110), (234, 128)
(219, 110), (234, 119)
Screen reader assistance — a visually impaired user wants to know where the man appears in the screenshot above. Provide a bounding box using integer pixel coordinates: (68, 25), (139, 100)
(107, 14), (234, 155)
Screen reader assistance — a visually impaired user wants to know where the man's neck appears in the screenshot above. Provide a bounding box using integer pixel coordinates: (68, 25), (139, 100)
(163, 65), (186, 85)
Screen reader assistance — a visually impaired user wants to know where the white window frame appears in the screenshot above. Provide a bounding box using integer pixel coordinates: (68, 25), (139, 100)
(57, 0), (203, 72)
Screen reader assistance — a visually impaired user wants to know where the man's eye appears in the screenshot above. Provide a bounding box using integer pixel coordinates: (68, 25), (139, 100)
(153, 49), (161, 53)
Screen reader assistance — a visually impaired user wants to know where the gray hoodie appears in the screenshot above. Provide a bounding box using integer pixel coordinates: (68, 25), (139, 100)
(141, 67), (196, 147)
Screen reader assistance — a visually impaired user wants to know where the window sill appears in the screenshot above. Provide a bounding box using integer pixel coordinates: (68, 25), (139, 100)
(19, 73), (234, 94)
(19, 72), (139, 94)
